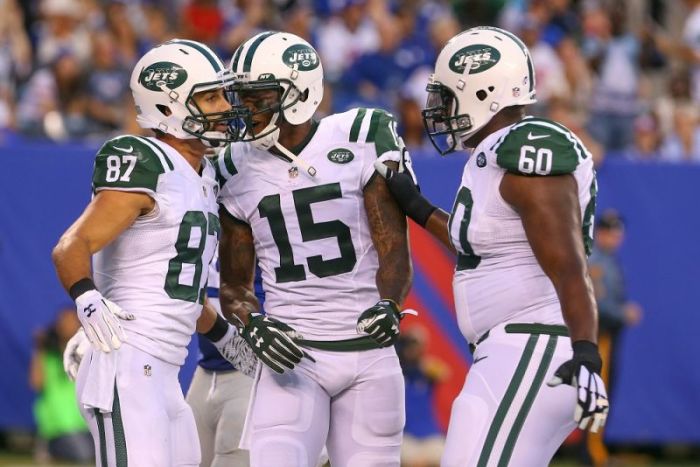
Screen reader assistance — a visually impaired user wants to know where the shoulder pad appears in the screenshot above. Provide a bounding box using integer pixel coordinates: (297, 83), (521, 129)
(494, 118), (590, 176)
(92, 135), (173, 192)
(348, 108), (401, 157)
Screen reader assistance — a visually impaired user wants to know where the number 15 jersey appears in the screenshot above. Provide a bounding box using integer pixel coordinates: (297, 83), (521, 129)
(217, 108), (401, 340)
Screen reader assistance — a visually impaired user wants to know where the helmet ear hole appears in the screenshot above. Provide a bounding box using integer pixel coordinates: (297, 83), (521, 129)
(488, 86), (495, 92)
(156, 104), (172, 117)
(299, 89), (309, 102)
(476, 90), (488, 101)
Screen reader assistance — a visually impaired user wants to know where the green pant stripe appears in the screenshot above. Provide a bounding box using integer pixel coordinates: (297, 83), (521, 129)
(94, 409), (108, 467)
(477, 333), (539, 467)
(112, 385), (128, 466)
(498, 335), (558, 466)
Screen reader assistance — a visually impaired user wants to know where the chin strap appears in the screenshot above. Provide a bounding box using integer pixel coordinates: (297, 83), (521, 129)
(273, 141), (317, 177)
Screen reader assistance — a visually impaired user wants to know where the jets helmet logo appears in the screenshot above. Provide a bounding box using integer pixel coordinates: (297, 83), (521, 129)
(282, 44), (319, 71)
(138, 61), (188, 91)
(449, 45), (501, 74)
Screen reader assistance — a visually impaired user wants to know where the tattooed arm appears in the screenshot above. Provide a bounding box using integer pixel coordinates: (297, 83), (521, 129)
(363, 163), (413, 305)
(218, 206), (259, 326)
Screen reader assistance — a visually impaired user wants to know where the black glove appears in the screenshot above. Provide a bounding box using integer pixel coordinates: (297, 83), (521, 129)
(241, 313), (308, 374)
(379, 167), (436, 227)
(547, 340), (609, 432)
(356, 300), (402, 347)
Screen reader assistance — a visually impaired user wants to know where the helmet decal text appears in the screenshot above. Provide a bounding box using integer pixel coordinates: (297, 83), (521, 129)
(449, 45), (501, 74)
(138, 61), (188, 91)
(282, 44), (320, 71)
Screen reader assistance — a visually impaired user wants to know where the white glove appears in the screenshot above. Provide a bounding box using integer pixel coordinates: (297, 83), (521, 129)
(63, 328), (91, 381)
(75, 290), (134, 353)
(374, 136), (418, 185)
(211, 325), (259, 378)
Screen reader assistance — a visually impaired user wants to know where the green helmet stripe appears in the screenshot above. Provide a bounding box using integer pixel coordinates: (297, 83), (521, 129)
(230, 45), (244, 73)
(169, 39), (223, 73)
(243, 31), (278, 73)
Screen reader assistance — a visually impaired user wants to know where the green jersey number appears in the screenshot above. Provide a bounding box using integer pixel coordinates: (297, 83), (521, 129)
(258, 183), (357, 283)
(449, 186), (481, 270)
(165, 211), (220, 303)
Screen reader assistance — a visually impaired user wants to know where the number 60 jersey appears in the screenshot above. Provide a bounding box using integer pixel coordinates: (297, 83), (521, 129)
(217, 108), (401, 340)
(450, 116), (597, 344)
(91, 135), (220, 366)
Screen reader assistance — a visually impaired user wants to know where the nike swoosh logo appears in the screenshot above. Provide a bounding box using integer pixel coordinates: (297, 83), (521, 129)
(113, 145), (134, 153)
(527, 132), (549, 141)
(473, 356), (488, 364)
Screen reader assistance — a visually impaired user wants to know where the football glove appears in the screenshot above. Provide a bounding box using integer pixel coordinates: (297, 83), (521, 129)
(547, 340), (609, 432)
(62, 328), (91, 382)
(357, 299), (406, 347)
(241, 313), (310, 374)
(211, 324), (259, 378)
(75, 290), (134, 353)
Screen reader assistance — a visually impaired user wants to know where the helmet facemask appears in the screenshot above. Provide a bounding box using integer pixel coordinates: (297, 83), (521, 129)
(422, 80), (473, 155)
(228, 76), (304, 150)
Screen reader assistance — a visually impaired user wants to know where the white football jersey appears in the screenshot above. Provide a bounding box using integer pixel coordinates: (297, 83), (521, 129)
(217, 108), (402, 340)
(449, 117), (597, 342)
(92, 135), (219, 365)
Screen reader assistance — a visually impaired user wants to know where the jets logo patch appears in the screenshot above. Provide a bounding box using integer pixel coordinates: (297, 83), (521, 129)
(327, 148), (354, 164)
(138, 61), (188, 91)
(282, 44), (319, 71)
(449, 45), (501, 74)
(476, 152), (487, 168)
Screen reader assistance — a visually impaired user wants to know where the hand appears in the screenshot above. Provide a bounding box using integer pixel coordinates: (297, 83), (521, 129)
(75, 290), (134, 353)
(373, 158), (435, 227)
(547, 341), (609, 432)
(357, 300), (402, 347)
(211, 325), (259, 378)
(241, 313), (309, 374)
(63, 328), (91, 381)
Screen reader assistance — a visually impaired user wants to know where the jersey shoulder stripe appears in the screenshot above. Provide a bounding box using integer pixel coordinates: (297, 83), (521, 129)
(93, 135), (171, 192)
(213, 144), (238, 188)
(494, 117), (587, 176)
(346, 108), (400, 157)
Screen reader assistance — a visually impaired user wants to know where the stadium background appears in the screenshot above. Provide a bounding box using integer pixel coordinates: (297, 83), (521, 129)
(1, 0), (700, 464)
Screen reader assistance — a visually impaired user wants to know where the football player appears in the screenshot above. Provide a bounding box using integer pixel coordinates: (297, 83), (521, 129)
(375, 27), (609, 466)
(52, 39), (253, 466)
(216, 31), (412, 467)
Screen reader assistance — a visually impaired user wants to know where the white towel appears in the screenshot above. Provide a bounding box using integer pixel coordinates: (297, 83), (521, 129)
(77, 347), (118, 413)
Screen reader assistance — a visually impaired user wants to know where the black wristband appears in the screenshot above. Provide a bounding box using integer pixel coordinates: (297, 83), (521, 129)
(202, 313), (230, 343)
(572, 340), (602, 372)
(407, 196), (437, 227)
(69, 278), (97, 301)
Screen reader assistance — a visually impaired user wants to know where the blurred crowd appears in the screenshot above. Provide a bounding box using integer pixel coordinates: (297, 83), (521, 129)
(3, 0), (700, 162)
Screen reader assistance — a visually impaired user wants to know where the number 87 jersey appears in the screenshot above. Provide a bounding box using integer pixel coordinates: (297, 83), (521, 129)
(216, 108), (401, 341)
(449, 116), (597, 343)
(91, 135), (220, 366)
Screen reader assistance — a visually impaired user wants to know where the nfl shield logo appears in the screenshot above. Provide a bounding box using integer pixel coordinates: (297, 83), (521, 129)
(289, 166), (299, 178)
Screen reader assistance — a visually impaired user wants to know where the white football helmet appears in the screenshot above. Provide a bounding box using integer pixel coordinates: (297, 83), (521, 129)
(423, 26), (537, 154)
(228, 31), (324, 150)
(130, 39), (237, 145)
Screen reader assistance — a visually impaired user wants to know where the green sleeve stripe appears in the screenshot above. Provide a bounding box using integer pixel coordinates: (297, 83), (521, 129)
(243, 32), (278, 73)
(365, 110), (382, 143)
(526, 120), (589, 161)
(349, 108), (367, 142)
(477, 334), (539, 467)
(223, 144), (238, 176)
(168, 39), (222, 73)
(498, 335), (557, 467)
(135, 136), (174, 171)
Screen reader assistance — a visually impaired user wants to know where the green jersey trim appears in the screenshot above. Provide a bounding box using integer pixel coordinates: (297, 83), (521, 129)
(93, 135), (170, 192)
